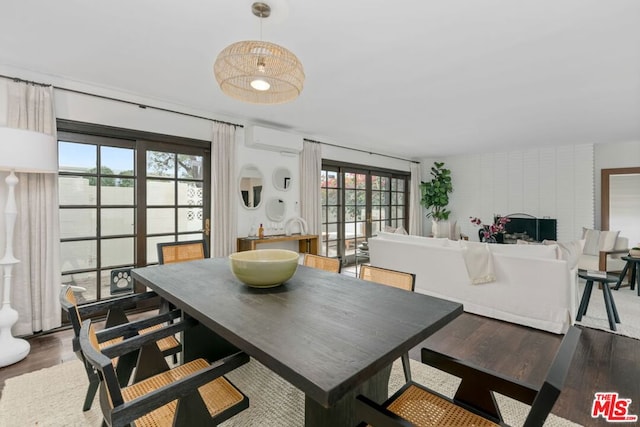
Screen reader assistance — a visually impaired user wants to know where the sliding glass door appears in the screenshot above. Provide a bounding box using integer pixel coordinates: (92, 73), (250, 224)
(58, 127), (210, 304)
(320, 161), (409, 264)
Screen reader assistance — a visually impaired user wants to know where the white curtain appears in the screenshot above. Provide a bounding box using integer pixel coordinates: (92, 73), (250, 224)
(299, 140), (322, 235)
(211, 122), (237, 257)
(7, 82), (61, 334)
(409, 162), (423, 236)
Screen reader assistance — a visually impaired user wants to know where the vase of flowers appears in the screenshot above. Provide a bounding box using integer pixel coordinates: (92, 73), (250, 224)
(470, 216), (510, 243)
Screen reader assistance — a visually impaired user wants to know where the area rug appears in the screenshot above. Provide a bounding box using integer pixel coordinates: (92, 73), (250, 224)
(0, 358), (581, 426)
(575, 281), (640, 340)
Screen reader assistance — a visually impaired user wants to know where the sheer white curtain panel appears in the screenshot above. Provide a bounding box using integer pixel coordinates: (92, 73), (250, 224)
(409, 162), (423, 236)
(299, 141), (322, 235)
(7, 82), (61, 334)
(212, 122), (238, 257)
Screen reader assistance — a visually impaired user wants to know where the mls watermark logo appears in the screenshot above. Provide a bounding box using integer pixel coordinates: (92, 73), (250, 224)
(592, 392), (638, 422)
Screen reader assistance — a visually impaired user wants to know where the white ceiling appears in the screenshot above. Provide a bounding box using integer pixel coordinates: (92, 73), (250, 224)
(2, 0), (639, 160)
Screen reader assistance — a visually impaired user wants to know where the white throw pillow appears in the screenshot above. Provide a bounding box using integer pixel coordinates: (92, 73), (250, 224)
(582, 228), (620, 255)
(394, 226), (408, 235)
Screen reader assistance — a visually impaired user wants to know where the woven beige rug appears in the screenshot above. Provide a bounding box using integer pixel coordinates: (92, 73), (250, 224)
(0, 357), (581, 426)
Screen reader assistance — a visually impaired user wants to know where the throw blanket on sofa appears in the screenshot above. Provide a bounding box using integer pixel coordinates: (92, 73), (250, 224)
(460, 241), (496, 284)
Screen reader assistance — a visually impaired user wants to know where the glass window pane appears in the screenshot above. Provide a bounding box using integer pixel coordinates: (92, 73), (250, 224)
(371, 176), (380, 190)
(147, 208), (175, 234)
(371, 206), (381, 221)
(345, 207), (355, 221)
(327, 171), (338, 188)
(178, 207), (202, 232)
(179, 233), (204, 242)
(356, 174), (366, 189)
(381, 177), (390, 190)
(372, 191), (381, 205)
(328, 206), (338, 222)
(147, 236), (175, 264)
(177, 155), (203, 179)
(59, 176), (96, 205)
(321, 188), (327, 205)
(345, 189), (355, 205)
(60, 208), (96, 238)
(178, 182), (203, 205)
(62, 272), (97, 302)
(101, 146), (134, 176)
(327, 189), (338, 205)
(101, 208), (134, 236)
(61, 240), (97, 271)
(397, 206), (405, 219)
(356, 190), (366, 206)
(59, 141), (96, 173)
(147, 151), (175, 178)
(147, 180), (175, 205)
(102, 178), (135, 205)
(345, 173), (355, 189)
(397, 192), (405, 205)
(101, 238), (134, 267)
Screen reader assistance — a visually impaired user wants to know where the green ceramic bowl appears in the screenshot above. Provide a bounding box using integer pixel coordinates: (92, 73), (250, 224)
(229, 249), (299, 288)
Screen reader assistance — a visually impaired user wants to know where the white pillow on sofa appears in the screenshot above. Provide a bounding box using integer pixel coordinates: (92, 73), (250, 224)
(582, 228), (619, 256)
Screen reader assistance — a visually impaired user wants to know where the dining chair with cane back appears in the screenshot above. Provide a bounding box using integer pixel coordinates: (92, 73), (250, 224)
(79, 318), (249, 427)
(356, 326), (581, 427)
(157, 239), (209, 265)
(60, 285), (182, 411)
(359, 264), (416, 382)
(303, 253), (342, 273)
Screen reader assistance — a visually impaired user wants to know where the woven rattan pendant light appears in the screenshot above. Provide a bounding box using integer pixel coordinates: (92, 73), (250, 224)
(214, 2), (305, 105)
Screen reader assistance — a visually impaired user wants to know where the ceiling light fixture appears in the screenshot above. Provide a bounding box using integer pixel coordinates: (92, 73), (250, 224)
(214, 2), (305, 104)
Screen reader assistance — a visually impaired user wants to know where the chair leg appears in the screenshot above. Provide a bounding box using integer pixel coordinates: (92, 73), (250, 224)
(401, 353), (411, 383)
(83, 376), (99, 411)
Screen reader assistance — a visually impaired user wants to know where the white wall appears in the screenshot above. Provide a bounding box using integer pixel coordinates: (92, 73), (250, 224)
(422, 145), (595, 242)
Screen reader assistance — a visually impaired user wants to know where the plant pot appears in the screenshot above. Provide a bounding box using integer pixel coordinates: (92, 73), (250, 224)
(629, 248), (640, 257)
(432, 220), (450, 238)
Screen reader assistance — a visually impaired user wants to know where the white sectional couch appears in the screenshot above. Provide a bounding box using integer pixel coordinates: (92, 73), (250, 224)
(368, 232), (577, 334)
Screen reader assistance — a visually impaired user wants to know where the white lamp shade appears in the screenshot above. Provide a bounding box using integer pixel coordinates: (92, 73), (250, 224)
(0, 127), (57, 173)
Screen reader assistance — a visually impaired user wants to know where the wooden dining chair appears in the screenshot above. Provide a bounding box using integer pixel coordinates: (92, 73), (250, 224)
(60, 285), (182, 411)
(356, 326), (581, 427)
(359, 264), (416, 382)
(303, 253), (342, 273)
(157, 239), (209, 265)
(79, 318), (249, 427)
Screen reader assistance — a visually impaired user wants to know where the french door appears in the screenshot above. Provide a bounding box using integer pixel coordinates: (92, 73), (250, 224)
(58, 126), (210, 304)
(320, 161), (409, 264)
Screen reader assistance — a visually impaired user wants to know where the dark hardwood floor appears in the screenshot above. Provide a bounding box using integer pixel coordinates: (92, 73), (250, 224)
(1, 312), (638, 426)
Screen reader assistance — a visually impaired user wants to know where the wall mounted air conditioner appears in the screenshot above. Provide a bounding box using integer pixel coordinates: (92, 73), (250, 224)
(245, 125), (303, 154)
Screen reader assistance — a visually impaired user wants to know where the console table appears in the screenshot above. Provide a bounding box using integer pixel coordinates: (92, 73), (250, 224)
(237, 234), (319, 254)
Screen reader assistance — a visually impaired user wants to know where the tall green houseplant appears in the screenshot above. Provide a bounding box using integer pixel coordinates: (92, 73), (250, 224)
(420, 161), (453, 221)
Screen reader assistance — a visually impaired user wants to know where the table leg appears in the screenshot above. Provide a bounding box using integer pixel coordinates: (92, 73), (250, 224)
(576, 280), (594, 320)
(304, 364), (391, 427)
(632, 262), (638, 293)
(604, 282), (621, 323)
(601, 281), (618, 331)
(614, 262), (630, 290)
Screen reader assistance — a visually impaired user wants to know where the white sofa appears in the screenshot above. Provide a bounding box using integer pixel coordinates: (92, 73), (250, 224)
(368, 232), (577, 334)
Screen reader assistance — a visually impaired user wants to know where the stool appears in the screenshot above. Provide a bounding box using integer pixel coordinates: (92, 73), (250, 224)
(614, 256), (640, 296)
(576, 270), (620, 331)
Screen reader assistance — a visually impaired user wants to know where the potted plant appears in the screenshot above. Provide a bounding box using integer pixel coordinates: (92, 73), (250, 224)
(420, 161), (453, 237)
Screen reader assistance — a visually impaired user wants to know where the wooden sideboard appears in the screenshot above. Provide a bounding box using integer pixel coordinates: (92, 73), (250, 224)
(236, 234), (319, 254)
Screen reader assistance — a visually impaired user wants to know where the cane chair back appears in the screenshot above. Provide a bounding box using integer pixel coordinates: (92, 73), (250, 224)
(359, 265), (415, 291)
(356, 326), (581, 427)
(359, 265), (416, 382)
(157, 240), (208, 265)
(303, 253), (342, 273)
(80, 319), (249, 427)
(60, 286), (181, 411)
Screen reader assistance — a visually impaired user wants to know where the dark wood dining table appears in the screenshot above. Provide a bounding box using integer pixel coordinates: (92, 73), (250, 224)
(132, 258), (463, 427)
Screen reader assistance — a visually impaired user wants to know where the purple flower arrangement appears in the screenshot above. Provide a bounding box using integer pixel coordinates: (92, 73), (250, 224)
(470, 216), (510, 243)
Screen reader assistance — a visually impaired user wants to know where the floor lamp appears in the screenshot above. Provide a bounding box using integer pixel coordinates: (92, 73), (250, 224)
(0, 127), (57, 367)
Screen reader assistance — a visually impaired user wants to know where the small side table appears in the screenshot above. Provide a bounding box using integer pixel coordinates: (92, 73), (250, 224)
(614, 256), (640, 295)
(576, 270), (620, 331)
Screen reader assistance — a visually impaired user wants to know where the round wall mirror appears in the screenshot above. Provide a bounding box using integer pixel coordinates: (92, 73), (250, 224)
(239, 164), (263, 209)
(273, 167), (292, 191)
(265, 198), (286, 222)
